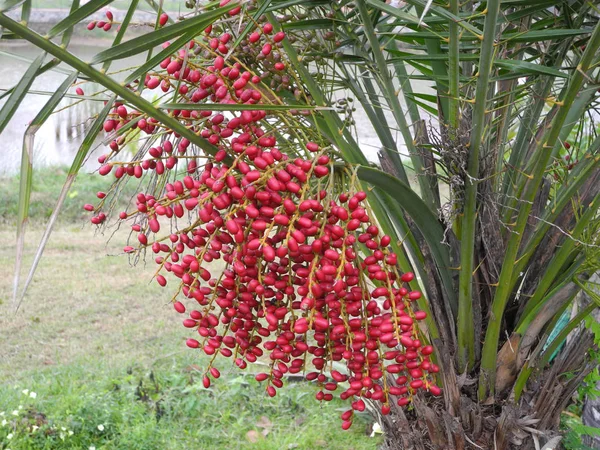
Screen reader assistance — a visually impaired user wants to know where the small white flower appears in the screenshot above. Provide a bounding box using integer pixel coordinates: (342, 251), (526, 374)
(11, 410), (19, 416)
(21, 389), (29, 396)
(68, 430), (74, 436)
(89, 446), (97, 450)
(97, 424), (105, 431)
(29, 392), (37, 399)
(1, 419), (7, 426)
(6, 433), (13, 440)
(32, 425), (39, 432)
(0, 411), (5, 416)
(18, 405), (23, 410)
(370, 422), (383, 438)
(61, 427), (66, 431)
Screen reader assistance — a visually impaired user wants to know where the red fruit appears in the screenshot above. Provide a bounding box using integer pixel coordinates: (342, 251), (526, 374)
(85, 49), (436, 422)
(249, 31), (260, 43)
(353, 399), (365, 411)
(294, 318), (309, 334)
(87, 21), (96, 30)
(75, 87), (84, 96)
(186, 338), (200, 348)
(400, 272), (414, 282)
(313, 166), (329, 177)
(313, 316), (329, 330)
(184, 198), (198, 210)
(397, 397), (410, 406)
(400, 336), (414, 348)
(263, 23), (273, 34)
(410, 380), (424, 389)
(146, 77), (160, 89)
(408, 291), (421, 301)
(105, 10), (113, 21)
(255, 373), (269, 382)
(159, 13), (168, 27)
(225, 219), (239, 234)
(149, 218), (160, 233)
(306, 142), (319, 152)
(262, 43), (272, 56)
(103, 120), (116, 132)
(421, 345), (434, 356)
(116, 105), (127, 118)
(266, 312), (278, 327)
(429, 385), (442, 396)
(214, 55), (225, 70)
(83, 204), (94, 211)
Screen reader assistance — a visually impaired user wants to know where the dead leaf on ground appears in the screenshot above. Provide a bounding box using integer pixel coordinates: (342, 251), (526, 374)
(246, 430), (262, 443)
(256, 415), (273, 429)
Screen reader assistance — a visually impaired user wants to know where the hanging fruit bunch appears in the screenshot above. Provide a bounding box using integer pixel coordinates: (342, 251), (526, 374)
(82, 2), (440, 429)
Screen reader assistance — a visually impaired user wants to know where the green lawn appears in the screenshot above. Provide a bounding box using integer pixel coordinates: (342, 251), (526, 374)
(0, 167), (136, 225)
(0, 219), (379, 449)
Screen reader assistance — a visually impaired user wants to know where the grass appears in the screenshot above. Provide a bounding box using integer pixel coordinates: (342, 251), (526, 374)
(0, 167), (137, 225)
(0, 362), (378, 449)
(0, 219), (379, 448)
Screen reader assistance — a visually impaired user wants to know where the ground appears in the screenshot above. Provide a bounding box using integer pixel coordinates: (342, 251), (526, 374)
(0, 226), (380, 449)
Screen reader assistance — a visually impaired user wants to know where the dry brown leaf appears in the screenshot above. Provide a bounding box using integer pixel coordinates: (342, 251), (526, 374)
(294, 415), (306, 427)
(246, 430), (262, 443)
(256, 415), (273, 429)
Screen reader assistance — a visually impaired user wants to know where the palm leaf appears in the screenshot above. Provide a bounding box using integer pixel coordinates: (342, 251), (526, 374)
(13, 71), (79, 309)
(91, 2), (233, 63)
(0, 13), (220, 158)
(0, 52), (45, 134)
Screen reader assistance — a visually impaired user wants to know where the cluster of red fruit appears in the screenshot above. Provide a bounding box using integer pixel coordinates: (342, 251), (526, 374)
(87, 10), (116, 32)
(550, 141), (579, 181)
(87, 10), (169, 33)
(83, 4), (440, 428)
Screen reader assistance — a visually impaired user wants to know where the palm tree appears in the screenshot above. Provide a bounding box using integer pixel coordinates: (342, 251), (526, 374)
(2, 0), (599, 448)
